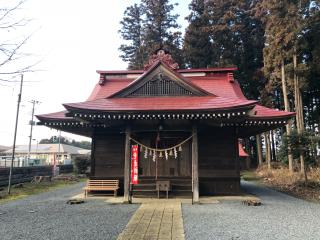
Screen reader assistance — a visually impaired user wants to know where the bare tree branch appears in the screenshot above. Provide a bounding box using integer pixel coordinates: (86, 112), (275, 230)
(0, 0), (38, 82)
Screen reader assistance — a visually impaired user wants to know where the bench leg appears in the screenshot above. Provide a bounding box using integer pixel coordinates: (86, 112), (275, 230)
(166, 190), (168, 199)
(114, 190), (117, 197)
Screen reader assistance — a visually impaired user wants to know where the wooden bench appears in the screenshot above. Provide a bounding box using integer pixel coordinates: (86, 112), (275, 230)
(84, 180), (119, 198)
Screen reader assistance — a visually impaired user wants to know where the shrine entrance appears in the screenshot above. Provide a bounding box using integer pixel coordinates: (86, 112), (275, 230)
(132, 132), (192, 178)
(130, 131), (193, 197)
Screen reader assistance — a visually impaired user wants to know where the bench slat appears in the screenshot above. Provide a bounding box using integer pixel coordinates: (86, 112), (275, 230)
(84, 180), (119, 197)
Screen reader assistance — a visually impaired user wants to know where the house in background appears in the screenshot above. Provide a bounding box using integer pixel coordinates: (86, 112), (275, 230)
(1, 144), (91, 167)
(0, 145), (9, 153)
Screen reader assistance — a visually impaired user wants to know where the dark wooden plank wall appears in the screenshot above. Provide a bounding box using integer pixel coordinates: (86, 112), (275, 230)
(198, 127), (240, 195)
(91, 126), (240, 195)
(92, 131), (192, 178)
(93, 133), (125, 178)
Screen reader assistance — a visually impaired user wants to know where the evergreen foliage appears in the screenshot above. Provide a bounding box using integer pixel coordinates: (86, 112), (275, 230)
(119, 0), (183, 69)
(279, 130), (320, 166)
(184, 0), (265, 99)
(39, 136), (91, 150)
(184, 0), (213, 68)
(119, 4), (146, 69)
(73, 155), (91, 174)
(118, 0), (320, 170)
(257, 0), (320, 127)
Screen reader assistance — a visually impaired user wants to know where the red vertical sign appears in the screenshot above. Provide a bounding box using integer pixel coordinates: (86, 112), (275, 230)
(131, 145), (139, 185)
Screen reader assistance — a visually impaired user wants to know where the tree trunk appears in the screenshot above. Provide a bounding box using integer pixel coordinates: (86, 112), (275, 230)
(271, 130), (277, 161)
(256, 134), (263, 166)
(264, 132), (272, 170)
(281, 59), (294, 173)
(293, 50), (307, 182)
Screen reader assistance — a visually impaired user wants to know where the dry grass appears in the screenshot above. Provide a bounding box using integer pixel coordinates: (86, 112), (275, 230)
(256, 164), (320, 203)
(0, 178), (87, 204)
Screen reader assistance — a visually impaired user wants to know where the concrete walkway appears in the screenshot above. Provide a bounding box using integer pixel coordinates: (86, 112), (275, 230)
(117, 201), (184, 240)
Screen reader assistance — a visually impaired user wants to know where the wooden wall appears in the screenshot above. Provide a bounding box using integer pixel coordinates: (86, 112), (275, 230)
(198, 126), (240, 195)
(91, 125), (240, 195)
(93, 132), (125, 178)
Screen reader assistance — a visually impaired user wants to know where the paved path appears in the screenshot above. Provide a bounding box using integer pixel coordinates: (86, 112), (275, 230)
(182, 181), (320, 240)
(117, 201), (184, 240)
(0, 182), (139, 240)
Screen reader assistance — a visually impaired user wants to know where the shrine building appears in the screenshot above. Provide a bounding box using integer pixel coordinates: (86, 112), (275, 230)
(36, 50), (294, 202)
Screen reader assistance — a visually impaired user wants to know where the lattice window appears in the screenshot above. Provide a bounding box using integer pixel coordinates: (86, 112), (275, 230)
(129, 75), (195, 97)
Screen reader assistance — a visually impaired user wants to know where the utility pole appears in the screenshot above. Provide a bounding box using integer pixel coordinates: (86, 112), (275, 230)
(53, 130), (61, 177)
(27, 100), (40, 166)
(8, 75), (24, 194)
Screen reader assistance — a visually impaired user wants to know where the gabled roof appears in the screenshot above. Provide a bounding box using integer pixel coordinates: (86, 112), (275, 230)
(36, 50), (295, 138)
(87, 79), (132, 101)
(87, 72), (246, 101)
(109, 60), (211, 98)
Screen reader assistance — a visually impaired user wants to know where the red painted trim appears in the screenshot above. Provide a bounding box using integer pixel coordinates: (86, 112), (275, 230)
(96, 67), (237, 75)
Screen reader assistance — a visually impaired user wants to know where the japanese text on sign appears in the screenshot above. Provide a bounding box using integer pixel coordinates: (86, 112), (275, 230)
(131, 145), (139, 184)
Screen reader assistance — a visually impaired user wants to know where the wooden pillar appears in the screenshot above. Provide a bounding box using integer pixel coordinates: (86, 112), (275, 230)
(123, 126), (131, 203)
(90, 133), (96, 177)
(192, 125), (199, 203)
(256, 134), (263, 166)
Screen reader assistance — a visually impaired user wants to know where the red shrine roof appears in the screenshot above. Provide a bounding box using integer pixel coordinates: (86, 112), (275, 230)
(250, 105), (294, 118)
(36, 50), (295, 136)
(239, 142), (249, 157)
(86, 75), (247, 101)
(64, 96), (256, 112)
(36, 111), (72, 121)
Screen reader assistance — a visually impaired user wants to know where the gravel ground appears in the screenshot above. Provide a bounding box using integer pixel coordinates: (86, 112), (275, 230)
(182, 181), (320, 240)
(0, 182), (139, 240)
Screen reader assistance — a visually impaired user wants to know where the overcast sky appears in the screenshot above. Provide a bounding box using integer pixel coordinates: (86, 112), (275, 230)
(0, 0), (189, 147)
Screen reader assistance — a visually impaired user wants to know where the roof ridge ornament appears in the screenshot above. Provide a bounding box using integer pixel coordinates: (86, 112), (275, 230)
(227, 72), (234, 83)
(144, 50), (179, 71)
